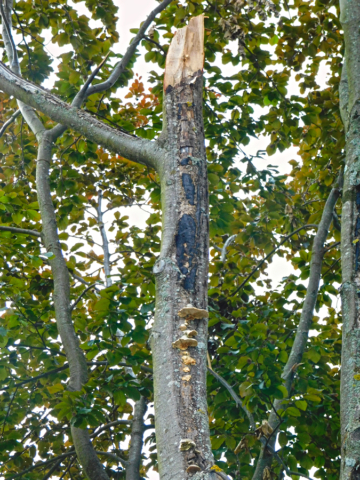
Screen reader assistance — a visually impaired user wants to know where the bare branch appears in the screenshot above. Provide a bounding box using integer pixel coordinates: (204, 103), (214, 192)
(13, 343), (66, 356)
(0, 0), (18, 70)
(207, 369), (313, 480)
(6, 451), (76, 480)
(0, 0), (44, 135)
(85, 0), (173, 97)
(2, 360), (151, 391)
(0, 108), (20, 138)
(69, 270), (91, 285)
(0, 225), (41, 237)
(95, 450), (128, 467)
(340, 57), (349, 130)
(143, 35), (166, 53)
(7, 448), (129, 480)
(72, 53), (110, 107)
(41, 458), (63, 480)
(1, 364), (69, 390)
(126, 397), (147, 480)
(98, 190), (112, 288)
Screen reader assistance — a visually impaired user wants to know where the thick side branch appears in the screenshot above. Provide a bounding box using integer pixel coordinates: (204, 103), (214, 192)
(252, 180), (341, 480)
(0, 62), (163, 169)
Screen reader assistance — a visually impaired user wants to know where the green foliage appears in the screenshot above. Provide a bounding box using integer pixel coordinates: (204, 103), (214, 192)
(0, 0), (343, 478)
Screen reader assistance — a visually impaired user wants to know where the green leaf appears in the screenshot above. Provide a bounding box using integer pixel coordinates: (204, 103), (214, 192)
(286, 407), (301, 417)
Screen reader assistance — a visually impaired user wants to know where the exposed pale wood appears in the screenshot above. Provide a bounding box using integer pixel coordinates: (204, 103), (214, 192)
(164, 15), (204, 90)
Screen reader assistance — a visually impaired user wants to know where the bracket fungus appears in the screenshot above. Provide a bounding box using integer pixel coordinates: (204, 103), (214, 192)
(172, 336), (198, 350)
(180, 439), (196, 451)
(178, 304), (209, 320)
(182, 374), (192, 381)
(183, 329), (198, 338)
(182, 353), (197, 365)
(186, 465), (202, 474)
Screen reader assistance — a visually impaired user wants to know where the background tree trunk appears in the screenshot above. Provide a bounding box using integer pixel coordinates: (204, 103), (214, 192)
(340, 0), (360, 477)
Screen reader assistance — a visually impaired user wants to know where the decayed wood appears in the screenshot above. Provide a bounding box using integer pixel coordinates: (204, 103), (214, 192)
(163, 15), (204, 90)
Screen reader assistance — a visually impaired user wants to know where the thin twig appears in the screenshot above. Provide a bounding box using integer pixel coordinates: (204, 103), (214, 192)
(0, 225), (41, 237)
(323, 257), (341, 278)
(1, 364), (69, 390)
(2, 361), (152, 390)
(0, 387), (18, 440)
(207, 367), (256, 431)
(0, 109), (21, 138)
(41, 458), (63, 480)
(144, 35), (166, 53)
(231, 224), (318, 296)
(70, 283), (98, 311)
(85, 0), (173, 98)
(71, 53), (110, 107)
(13, 343), (66, 356)
(90, 419), (132, 438)
(322, 241), (340, 253)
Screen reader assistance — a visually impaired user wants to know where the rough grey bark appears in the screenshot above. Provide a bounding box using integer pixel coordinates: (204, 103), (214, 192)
(339, 1), (360, 478)
(151, 16), (214, 480)
(252, 181), (341, 480)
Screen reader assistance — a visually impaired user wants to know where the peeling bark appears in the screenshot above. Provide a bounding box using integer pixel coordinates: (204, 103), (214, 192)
(152, 16), (214, 480)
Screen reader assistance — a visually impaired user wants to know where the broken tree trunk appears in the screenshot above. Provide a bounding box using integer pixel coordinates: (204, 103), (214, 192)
(151, 15), (215, 480)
